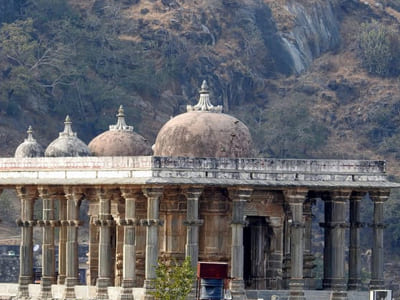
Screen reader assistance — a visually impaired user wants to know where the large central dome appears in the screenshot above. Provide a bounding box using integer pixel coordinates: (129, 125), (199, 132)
(153, 81), (253, 158)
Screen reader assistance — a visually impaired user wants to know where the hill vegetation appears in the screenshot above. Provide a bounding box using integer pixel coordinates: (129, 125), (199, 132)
(1, 0), (400, 289)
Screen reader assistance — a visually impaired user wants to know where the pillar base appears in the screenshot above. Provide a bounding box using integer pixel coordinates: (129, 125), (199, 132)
(57, 274), (66, 285)
(347, 278), (362, 290)
(39, 276), (54, 300)
(118, 279), (134, 300)
(332, 291), (348, 300)
(143, 279), (155, 300)
(289, 279), (305, 300)
(64, 277), (78, 299)
(369, 279), (385, 290)
(230, 279), (246, 300)
(289, 290), (305, 300)
(17, 276), (31, 299)
(96, 277), (111, 300)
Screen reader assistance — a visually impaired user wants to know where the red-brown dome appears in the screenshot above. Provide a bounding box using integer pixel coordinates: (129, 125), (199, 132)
(153, 81), (253, 158)
(88, 106), (151, 156)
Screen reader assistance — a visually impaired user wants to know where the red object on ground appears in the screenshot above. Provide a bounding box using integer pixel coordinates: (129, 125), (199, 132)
(197, 262), (228, 279)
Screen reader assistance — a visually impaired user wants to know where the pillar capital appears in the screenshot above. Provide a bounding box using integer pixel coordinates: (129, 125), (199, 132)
(329, 189), (352, 202)
(228, 187), (253, 201)
(350, 191), (366, 202)
(16, 185), (37, 201)
(369, 189), (390, 203)
(142, 186), (164, 199)
(182, 185), (203, 199)
(120, 186), (142, 199)
(283, 188), (308, 204)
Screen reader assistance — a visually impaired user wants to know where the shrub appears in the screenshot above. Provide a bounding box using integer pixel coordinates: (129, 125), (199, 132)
(358, 21), (400, 77)
(150, 256), (196, 300)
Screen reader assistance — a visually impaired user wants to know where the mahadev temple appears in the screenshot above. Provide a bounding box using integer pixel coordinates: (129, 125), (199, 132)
(0, 81), (398, 300)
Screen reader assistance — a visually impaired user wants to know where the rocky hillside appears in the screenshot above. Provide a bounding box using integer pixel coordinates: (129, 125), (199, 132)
(1, 0), (400, 287)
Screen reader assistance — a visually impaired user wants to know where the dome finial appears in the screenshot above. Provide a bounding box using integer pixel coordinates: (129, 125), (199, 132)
(110, 105), (133, 131)
(60, 115), (77, 137)
(187, 80), (223, 113)
(26, 126), (34, 142)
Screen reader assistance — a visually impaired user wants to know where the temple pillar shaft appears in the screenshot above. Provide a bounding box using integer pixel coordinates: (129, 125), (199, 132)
(96, 187), (114, 300)
(118, 187), (141, 300)
(183, 186), (203, 269)
(38, 187), (56, 300)
(323, 190), (350, 300)
(16, 186), (35, 299)
(229, 188), (252, 300)
(284, 188), (308, 300)
(348, 192), (363, 290)
(64, 187), (82, 299)
(142, 186), (163, 300)
(369, 190), (389, 290)
(303, 199), (315, 289)
(58, 196), (67, 284)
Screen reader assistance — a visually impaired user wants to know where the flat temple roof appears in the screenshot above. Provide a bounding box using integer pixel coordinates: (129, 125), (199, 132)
(0, 156), (396, 189)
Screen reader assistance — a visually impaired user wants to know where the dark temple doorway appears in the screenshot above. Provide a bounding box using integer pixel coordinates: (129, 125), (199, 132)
(243, 216), (271, 289)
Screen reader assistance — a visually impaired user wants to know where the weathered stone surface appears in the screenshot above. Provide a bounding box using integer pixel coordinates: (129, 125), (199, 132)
(89, 106), (152, 157)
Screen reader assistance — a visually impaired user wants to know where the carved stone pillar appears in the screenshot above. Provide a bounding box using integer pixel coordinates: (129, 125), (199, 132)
(58, 195), (67, 285)
(96, 187), (114, 300)
(322, 190), (350, 300)
(266, 216), (283, 289)
(348, 192), (364, 290)
(142, 186), (163, 300)
(282, 211), (291, 289)
(38, 186), (56, 300)
(16, 186), (36, 299)
(229, 187), (252, 299)
(183, 186), (204, 268)
(369, 190), (389, 290)
(303, 199), (315, 289)
(118, 187), (142, 300)
(87, 191), (99, 286)
(284, 188), (308, 300)
(64, 187), (83, 299)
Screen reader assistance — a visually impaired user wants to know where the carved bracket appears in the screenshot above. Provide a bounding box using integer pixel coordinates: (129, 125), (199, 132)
(140, 219), (164, 226)
(369, 223), (387, 229)
(183, 219), (204, 226)
(93, 219), (115, 226)
(319, 222), (349, 229)
(37, 220), (61, 227)
(16, 219), (37, 227)
(117, 218), (140, 226)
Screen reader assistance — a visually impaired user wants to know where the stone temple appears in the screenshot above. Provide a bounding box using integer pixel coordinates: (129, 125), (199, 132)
(0, 81), (398, 300)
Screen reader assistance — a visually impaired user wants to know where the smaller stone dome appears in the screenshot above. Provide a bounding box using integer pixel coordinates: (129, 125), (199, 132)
(15, 126), (44, 158)
(45, 116), (91, 157)
(88, 105), (151, 156)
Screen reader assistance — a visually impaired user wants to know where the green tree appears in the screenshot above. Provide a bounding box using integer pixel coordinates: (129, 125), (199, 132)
(358, 21), (400, 76)
(150, 257), (196, 300)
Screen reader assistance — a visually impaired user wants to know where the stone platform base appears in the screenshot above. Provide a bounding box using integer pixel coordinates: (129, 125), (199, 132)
(246, 290), (369, 300)
(0, 284), (145, 300)
(0, 284), (371, 300)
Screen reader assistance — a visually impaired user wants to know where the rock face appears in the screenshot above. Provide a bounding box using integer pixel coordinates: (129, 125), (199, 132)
(279, 0), (341, 73)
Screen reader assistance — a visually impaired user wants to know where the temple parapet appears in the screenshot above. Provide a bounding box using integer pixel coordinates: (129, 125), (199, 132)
(0, 157), (395, 188)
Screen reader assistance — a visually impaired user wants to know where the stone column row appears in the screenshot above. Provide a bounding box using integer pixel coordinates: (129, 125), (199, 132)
(319, 189), (389, 297)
